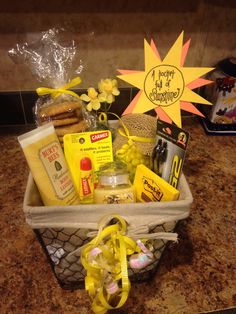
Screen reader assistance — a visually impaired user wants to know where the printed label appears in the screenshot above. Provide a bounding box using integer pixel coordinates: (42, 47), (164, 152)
(141, 192), (152, 202)
(216, 77), (236, 96)
(104, 192), (135, 204)
(169, 155), (183, 188)
(90, 131), (109, 143)
(81, 177), (92, 195)
(39, 141), (74, 199)
(142, 176), (163, 201)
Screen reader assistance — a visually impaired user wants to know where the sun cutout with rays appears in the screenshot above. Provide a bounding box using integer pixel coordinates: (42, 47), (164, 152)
(117, 32), (214, 128)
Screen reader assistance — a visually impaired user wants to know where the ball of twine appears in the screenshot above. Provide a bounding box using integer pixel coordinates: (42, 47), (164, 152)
(113, 113), (157, 156)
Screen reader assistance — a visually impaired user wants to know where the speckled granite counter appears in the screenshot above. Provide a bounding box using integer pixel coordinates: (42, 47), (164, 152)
(0, 118), (235, 314)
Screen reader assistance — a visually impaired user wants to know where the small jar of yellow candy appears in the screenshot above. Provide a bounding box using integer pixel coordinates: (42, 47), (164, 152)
(115, 140), (150, 182)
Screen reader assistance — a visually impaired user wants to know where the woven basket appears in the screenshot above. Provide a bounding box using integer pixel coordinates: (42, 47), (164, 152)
(23, 172), (193, 290)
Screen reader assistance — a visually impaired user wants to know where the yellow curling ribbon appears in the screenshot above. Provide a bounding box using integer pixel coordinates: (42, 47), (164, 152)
(98, 112), (108, 124)
(36, 76), (82, 99)
(80, 215), (141, 314)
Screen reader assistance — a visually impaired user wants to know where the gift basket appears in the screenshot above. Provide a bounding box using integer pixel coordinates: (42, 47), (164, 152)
(12, 29), (214, 313)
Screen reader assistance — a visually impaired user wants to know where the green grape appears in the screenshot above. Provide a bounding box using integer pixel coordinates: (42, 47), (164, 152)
(131, 158), (140, 167)
(125, 155), (131, 163)
(133, 151), (140, 159)
(128, 152), (134, 160)
(130, 146), (137, 154)
(116, 149), (125, 155)
(115, 142), (149, 182)
(140, 158), (145, 165)
(122, 144), (129, 151)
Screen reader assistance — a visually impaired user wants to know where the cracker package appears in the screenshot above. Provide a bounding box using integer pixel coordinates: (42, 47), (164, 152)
(9, 28), (97, 145)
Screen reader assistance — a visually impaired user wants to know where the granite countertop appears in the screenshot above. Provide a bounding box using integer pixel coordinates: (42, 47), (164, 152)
(0, 118), (235, 314)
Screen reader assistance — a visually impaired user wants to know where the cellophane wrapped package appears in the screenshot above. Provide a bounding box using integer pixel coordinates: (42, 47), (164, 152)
(9, 28), (97, 145)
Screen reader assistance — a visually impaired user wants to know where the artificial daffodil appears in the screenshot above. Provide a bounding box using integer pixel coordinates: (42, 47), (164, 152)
(98, 78), (120, 104)
(80, 87), (101, 111)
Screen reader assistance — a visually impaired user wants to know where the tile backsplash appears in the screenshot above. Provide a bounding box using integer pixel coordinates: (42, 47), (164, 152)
(0, 88), (134, 126)
(0, 92), (24, 125)
(0, 0), (235, 125)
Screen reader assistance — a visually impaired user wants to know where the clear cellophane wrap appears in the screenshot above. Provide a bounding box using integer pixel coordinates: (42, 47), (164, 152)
(9, 28), (97, 145)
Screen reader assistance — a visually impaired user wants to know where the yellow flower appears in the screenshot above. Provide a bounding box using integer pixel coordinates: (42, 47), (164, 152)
(98, 78), (120, 104)
(80, 87), (101, 111)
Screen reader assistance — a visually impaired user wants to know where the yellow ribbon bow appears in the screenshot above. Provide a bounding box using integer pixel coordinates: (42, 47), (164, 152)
(80, 215), (141, 314)
(36, 76), (82, 99)
(98, 111), (155, 145)
(118, 118), (155, 145)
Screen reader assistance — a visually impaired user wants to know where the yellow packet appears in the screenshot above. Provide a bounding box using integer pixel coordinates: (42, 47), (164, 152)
(63, 130), (113, 194)
(133, 164), (179, 202)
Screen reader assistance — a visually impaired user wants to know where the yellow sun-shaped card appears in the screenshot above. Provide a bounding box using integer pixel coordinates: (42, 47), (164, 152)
(117, 31), (214, 127)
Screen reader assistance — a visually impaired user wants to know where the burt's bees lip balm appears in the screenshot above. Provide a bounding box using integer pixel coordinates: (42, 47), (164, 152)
(18, 122), (79, 206)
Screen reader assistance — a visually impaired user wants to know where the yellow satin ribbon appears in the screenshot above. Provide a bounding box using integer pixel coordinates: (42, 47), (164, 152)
(98, 112), (155, 143)
(36, 76), (81, 99)
(80, 215), (141, 314)
(98, 111), (155, 145)
(118, 121), (155, 145)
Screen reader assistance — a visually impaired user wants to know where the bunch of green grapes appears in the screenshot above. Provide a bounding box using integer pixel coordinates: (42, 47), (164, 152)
(115, 141), (150, 182)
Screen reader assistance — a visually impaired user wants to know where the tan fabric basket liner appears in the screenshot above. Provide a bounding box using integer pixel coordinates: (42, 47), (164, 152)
(23, 173), (193, 287)
(23, 173), (193, 230)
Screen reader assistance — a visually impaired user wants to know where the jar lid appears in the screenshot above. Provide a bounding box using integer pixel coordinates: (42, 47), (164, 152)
(98, 160), (130, 186)
(100, 173), (130, 186)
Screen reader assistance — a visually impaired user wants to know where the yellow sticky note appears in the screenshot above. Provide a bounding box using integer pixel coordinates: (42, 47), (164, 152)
(133, 164), (179, 202)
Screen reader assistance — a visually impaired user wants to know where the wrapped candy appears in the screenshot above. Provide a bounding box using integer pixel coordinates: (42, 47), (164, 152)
(129, 240), (154, 269)
(80, 214), (178, 313)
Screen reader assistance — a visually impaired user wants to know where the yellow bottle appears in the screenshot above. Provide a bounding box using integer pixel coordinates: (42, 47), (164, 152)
(18, 123), (79, 206)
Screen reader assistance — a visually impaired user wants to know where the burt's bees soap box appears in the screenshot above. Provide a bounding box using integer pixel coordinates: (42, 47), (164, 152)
(133, 164), (179, 202)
